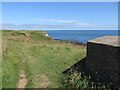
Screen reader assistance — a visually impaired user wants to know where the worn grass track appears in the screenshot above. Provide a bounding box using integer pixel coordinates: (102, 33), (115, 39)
(2, 30), (86, 88)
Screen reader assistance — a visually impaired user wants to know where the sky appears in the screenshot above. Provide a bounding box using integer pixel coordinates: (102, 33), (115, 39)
(2, 0), (120, 2)
(2, 2), (118, 30)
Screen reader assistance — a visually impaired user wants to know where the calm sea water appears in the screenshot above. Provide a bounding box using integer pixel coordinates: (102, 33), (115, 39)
(45, 30), (118, 44)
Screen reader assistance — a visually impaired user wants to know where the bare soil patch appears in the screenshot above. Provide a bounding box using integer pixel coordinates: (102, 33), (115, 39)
(36, 74), (50, 88)
(17, 70), (27, 88)
(19, 52), (26, 63)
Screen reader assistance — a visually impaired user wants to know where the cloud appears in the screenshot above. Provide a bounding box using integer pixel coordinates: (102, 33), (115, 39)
(75, 22), (95, 26)
(50, 19), (76, 23)
(33, 19), (95, 27)
(49, 19), (95, 27)
(1, 23), (117, 30)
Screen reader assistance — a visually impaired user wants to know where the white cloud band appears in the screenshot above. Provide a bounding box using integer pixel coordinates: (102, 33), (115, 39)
(50, 19), (95, 26)
(1, 23), (117, 30)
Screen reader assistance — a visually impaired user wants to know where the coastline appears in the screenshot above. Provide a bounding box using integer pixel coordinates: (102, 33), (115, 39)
(54, 39), (87, 46)
(44, 30), (87, 46)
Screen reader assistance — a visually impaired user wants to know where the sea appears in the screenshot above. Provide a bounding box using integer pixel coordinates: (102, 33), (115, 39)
(45, 30), (118, 44)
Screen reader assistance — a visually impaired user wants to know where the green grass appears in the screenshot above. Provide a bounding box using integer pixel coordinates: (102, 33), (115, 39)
(60, 68), (120, 89)
(2, 30), (120, 89)
(2, 30), (86, 88)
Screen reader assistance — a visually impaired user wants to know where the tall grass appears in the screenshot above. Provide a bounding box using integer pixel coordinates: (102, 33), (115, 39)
(60, 66), (120, 89)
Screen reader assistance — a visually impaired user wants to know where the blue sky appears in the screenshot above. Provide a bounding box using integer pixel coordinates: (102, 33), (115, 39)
(2, 2), (118, 30)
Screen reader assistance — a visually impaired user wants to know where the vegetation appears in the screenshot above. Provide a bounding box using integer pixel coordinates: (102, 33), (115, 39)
(2, 30), (86, 88)
(2, 30), (120, 89)
(60, 66), (120, 89)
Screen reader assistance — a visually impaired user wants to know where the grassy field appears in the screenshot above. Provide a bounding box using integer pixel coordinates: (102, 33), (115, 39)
(2, 30), (86, 88)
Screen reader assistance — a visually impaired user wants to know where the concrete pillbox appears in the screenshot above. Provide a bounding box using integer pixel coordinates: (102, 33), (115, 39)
(86, 36), (120, 84)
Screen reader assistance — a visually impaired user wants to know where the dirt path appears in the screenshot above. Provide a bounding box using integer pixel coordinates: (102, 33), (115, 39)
(36, 74), (50, 88)
(17, 52), (50, 88)
(17, 70), (27, 88)
(19, 53), (26, 63)
(17, 52), (27, 88)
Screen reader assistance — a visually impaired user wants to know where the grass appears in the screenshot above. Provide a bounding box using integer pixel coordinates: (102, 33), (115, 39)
(3, 30), (119, 89)
(60, 67), (120, 89)
(2, 30), (86, 88)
